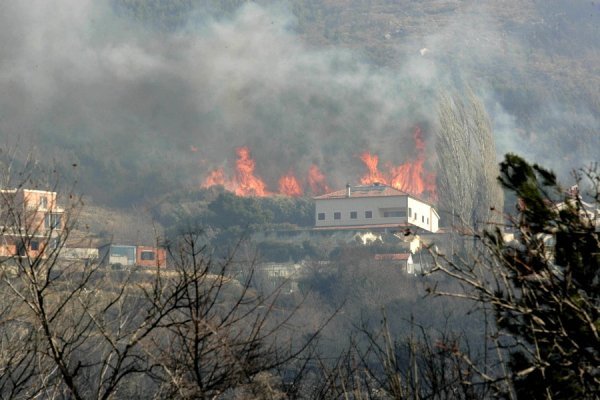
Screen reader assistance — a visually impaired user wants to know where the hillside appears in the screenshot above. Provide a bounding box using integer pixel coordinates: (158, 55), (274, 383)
(0, 0), (597, 209)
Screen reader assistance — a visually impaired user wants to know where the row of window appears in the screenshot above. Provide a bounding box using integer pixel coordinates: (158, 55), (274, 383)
(318, 210), (410, 221)
(317, 209), (430, 225)
(318, 210), (373, 220)
(408, 208), (429, 224)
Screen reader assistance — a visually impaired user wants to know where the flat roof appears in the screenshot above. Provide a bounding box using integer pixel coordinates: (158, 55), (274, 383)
(314, 184), (408, 200)
(313, 223), (413, 231)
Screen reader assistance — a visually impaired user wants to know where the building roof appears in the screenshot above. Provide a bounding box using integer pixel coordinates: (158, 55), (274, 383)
(313, 223), (413, 231)
(374, 253), (412, 261)
(313, 183), (408, 200)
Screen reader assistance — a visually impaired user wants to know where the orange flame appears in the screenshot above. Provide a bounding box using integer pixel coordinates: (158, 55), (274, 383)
(278, 171), (303, 197)
(232, 147), (269, 197)
(201, 126), (436, 201)
(202, 167), (227, 188)
(201, 147), (270, 197)
(360, 127), (436, 200)
(307, 164), (329, 194)
(359, 152), (387, 186)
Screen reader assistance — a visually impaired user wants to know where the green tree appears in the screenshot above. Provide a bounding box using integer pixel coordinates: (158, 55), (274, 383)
(432, 154), (600, 399)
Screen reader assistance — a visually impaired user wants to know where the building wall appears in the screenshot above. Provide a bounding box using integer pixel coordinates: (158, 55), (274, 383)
(0, 189), (65, 259)
(407, 197), (439, 232)
(315, 196), (409, 227)
(136, 246), (167, 268)
(1, 189), (64, 233)
(107, 245), (136, 266)
(315, 195), (439, 233)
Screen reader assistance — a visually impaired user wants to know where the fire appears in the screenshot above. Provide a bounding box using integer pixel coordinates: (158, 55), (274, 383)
(201, 147), (270, 197)
(360, 126), (436, 199)
(202, 167), (226, 187)
(278, 171), (303, 197)
(200, 126), (437, 200)
(232, 147), (270, 197)
(307, 164), (329, 194)
(359, 152), (387, 185)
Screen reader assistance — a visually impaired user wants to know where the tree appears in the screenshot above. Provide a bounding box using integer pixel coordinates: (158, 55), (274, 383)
(430, 154), (600, 399)
(0, 177), (328, 398)
(436, 91), (504, 233)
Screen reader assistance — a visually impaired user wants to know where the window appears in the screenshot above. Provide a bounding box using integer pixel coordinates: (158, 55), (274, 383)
(422, 215), (425, 223)
(350, 211), (357, 219)
(408, 208), (412, 217)
(141, 251), (155, 261)
(44, 213), (62, 229)
(318, 212), (326, 220)
(18, 243), (26, 257)
(30, 240), (39, 251)
(334, 212), (341, 220)
(427, 217), (429, 224)
(414, 213), (417, 220)
(40, 196), (48, 209)
(365, 211), (372, 219)
(383, 210), (406, 218)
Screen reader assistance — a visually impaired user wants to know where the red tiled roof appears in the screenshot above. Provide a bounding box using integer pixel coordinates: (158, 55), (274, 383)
(313, 223), (412, 231)
(374, 253), (411, 261)
(313, 184), (408, 200)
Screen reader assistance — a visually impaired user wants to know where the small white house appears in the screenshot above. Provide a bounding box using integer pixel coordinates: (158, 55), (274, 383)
(314, 183), (439, 233)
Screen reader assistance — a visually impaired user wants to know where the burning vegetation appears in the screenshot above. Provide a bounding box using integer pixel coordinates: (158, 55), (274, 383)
(360, 127), (437, 200)
(201, 127), (436, 200)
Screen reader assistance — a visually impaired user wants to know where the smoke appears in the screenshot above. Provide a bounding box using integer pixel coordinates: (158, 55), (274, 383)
(0, 1), (597, 203)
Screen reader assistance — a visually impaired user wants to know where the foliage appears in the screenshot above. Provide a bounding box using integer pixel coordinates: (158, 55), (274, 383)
(0, 185), (326, 398)
(431, 154), (600, 399)
(436, 91), (504, 231)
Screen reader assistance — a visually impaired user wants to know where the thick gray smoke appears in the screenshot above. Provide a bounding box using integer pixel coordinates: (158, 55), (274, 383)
(0, 1), (597, 203)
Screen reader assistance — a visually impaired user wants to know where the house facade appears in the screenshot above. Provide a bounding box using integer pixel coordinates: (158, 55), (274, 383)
(99, 244), (167, 268)
(314, 183), (439, 233)
(0, 189), (65, 258)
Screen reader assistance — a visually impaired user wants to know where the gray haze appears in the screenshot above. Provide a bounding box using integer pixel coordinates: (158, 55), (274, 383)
(0, 1), (597, 203)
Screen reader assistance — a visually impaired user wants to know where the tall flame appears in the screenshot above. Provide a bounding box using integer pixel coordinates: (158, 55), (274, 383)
(201, 126), (436, 200)
(201, 147), (270, 197)
(307, 164), (329, 194)
(360, 126), (436, 199)
(359, 152), (387, 185)
(202, 167), (227, 188)
(232, 147), (269, 197)
(278, 171), (303, 197)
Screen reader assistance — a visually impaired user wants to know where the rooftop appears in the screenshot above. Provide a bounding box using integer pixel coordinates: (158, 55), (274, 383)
(313, 223), (413, 231)
(374, 253), (412, 261)
(313, 183), (408, 200)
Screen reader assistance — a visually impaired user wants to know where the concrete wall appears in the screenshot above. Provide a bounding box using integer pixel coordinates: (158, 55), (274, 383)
(136, 246), (167, 268)
(407, 197), (439, 232)
(315, 196), (408, 227)
(316, 195), (439, 233)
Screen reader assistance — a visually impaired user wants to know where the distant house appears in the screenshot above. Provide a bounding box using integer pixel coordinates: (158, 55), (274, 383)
(99, 244), (167, 268)
(61, 247), (99, 263)
(0, 189), (65, 258)
(314, 183), (439, 233)
(136, 245), (167, 268)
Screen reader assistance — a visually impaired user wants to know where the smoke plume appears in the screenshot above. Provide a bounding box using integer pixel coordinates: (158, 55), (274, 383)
(0, 1), (597, 204)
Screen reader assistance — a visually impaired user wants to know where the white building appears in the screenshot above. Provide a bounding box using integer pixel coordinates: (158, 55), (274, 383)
(314, 183), (439, 233)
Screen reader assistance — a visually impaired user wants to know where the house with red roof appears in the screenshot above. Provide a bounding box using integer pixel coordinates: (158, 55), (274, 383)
(313, 183), (439, 233)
